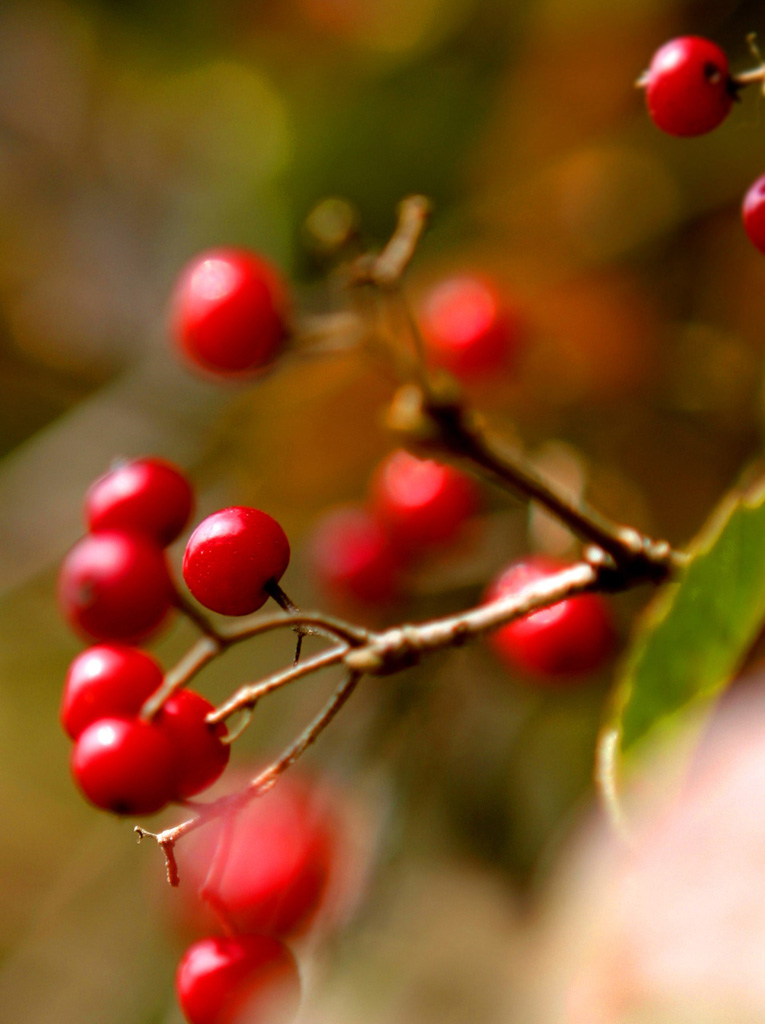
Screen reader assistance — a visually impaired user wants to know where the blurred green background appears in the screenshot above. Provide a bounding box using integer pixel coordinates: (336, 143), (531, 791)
(2, 0), (765, 1021)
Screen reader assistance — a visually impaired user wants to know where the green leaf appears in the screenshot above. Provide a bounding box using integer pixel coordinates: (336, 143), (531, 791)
(598, 479), (765, 816)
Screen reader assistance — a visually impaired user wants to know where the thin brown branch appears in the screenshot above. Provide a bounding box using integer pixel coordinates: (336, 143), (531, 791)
(349, 195), (432, 290)
(135, 671), (362, 885)
(207, 644), (350, 724)
(344, 560), (601, 675)
(136, 551), (680, 882)
(370, 195), (432, 287)
(217, 609), (369, 647)
(241, 670), (361, 794)
(141, 634), (222, 720)
(388, 384), (685, 580)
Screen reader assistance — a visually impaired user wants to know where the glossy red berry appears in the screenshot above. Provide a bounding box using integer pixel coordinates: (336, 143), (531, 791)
(371, 449), (479, 553)
(179, 777), (335, 938)
(71, 716), (176, 814)
(85, 457), (194, 547)
(743, 173), (765, 254)
(485, 557), (615, 681)
(643, 36), (734, 137)
(182, 507), (290, 616)
(309, 505), (403, 606)
(58, 531), (175, 642)
(176, 935), (300, 1024)
(60, 644), (163, 740)
(419, 275), (522, 379)
(155, 690), (229, 799)
(171, 248), (289, 375)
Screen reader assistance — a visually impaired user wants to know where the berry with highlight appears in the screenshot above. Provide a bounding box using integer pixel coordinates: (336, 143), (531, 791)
(182, 507), (290, 616)
(171, 248), (289, 375)
(643, 36), (734, 137)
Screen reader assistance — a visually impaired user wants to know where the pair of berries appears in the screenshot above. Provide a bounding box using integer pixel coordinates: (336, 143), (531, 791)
(641, 36), (765, 257)
(310, 448), (480, 608)
(60, 456), (292, 634)
(484, 556), (615, 682)
(174, 778), (338, 1024)
(58, 457), (193, 643)
(63, 644), (229, 814)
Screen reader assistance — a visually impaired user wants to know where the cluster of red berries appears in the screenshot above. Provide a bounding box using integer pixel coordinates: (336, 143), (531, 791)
(58, 458), (296, 815)
(57, 456), (327, 1023)
(58, 457), (232, 815)
(641, 35), (765, 255)
(309, 447), (481, 608)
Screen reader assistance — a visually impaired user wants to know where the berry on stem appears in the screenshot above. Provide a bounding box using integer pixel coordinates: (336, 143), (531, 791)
(58, 531), (175, 642)
(419, 275), (522, 380)
(176, 935), (300, 1024)
(485, 556), (615, 681)
(309, 505), (403, 607)
(154, 689), (230, 799)
(71, 716), (176, 815)
(643, 36), (735, 137)
(182, 507), (291, 616)
(85, 457), (194, 547)
(171, 248), (290, 375)
(370, 448), (479, 553)
(60, 644), (163, 740)
(743, 174), (765, 254)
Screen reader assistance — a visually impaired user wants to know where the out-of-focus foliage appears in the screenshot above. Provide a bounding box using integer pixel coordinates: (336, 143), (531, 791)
(3, 0), (765, 1021)
(602, 478), (765, 814)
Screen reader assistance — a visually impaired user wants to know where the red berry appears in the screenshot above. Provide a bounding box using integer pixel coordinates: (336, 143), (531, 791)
(485, 557), (615, 681)
(179, 777), (335, 938)
(58, 531), (175, 642)
(176, 935), (300, 1024)
(643, 36), (734, 137)
(743, 173), (765, 254)
(155, 690), (229, 799)
(370, 449), (479, 553)
(309, 505), (403, 606)
(183, 507), (290, 616)
(60, 644), (163, 740)
(419, 275), (522, 379)
(85, 457), (194, 547)
(71, 716), (176, 814)
(171, 248), (289, 375)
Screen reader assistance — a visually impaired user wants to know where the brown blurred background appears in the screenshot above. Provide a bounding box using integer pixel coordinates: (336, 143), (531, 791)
(2, 0), (765, 1021)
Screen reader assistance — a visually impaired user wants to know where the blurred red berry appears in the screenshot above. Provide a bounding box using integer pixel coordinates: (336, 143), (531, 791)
(58, 531), (175, 643)
(176, 935), (300, 1024)
(155, 690), (230, 800)
(371, 448), (479, 553)
(643, 36), (734, 137)
(183, 507), (290, 616)
(179, 776), (335, 939)
(743, 173), (765, 254)
(71, 716), (176, 815)
(85, 457), (194, 547)
(419, 275), (522, 379)
(309, 505), (403, 607)
(171, 248), (289, 375)
(60, 644), (163, 740)
(485, 556), (615, 681)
